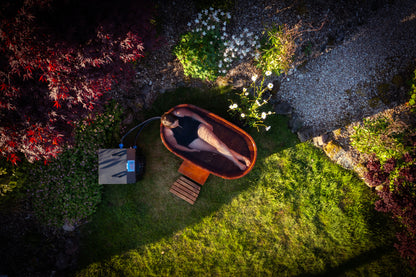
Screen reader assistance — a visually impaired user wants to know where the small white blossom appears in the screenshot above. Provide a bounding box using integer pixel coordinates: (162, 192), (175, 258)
(261, 112), (267, 119)
(265, 71), (272, 76)
(241, 113), (246, 118)
(195, 19), (199, 24)
(202, 31), (206, 36)
(267, 83), (274, 90)
(229, 103), (238, 109)
(251, 74), (258, 82)
(265, 126), (271, 131)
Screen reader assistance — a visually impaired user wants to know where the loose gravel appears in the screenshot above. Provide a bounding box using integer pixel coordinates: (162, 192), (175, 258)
(275, 0), (416, 137)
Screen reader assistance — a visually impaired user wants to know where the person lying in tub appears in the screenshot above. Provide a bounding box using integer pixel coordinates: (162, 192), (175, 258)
(161, 108), (251, 171)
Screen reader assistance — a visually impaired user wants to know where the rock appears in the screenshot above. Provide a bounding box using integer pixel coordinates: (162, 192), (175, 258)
(62, 223), (75, 232)
(323, 141), (346, 161)
(274, 102), (293, 115)
(216, 76), (231, 87)
(297, 127), (315, 142)
(122, 112), (134, 126)
(288, 116), (303, 133)
(313, 133), (330, 147)
(232, 78), (245, 89)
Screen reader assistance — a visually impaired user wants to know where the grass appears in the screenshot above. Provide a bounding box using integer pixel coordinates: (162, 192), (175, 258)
(76, 87), (415, 276)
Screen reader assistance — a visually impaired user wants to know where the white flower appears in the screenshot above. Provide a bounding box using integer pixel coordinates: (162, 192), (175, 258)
(202, 31), (206, 36)
(256, 100), (261, 106)
(267, 83), (274, 90)
(187, 22), (191, 27)
(244, 28), (249, 32)
(261, 112), (267, 119)
(229, 103), (238, 109)
(241, 113), (246, 118)
(195, 19), (199, 24)
(265, 126), (271, 131)
(207, 26), (211, 30)
(251, 74), (258, 82)
(211, 25), (215, 29)
(222, 69), (226, 73)
(268, 111), (273, 115)
(265, 71), (272, 76)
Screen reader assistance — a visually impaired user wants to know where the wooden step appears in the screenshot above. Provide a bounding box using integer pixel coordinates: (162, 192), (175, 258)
(170, 176), (201, 205)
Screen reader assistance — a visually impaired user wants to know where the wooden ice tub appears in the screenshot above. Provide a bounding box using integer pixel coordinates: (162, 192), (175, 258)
(160, 104), (257, 185)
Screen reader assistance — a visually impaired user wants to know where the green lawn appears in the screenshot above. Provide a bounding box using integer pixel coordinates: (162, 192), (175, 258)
(76, 87), (414, 276)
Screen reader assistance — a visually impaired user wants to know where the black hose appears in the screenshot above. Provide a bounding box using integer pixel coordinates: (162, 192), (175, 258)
(119, 116), (161, 148)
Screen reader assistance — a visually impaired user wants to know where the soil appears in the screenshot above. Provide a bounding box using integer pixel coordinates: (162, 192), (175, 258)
(1, 0), (415, 276)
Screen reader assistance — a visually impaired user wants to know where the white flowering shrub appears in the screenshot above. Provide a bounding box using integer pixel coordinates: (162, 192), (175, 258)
(174, 7), (260, 81)
(228, 72), (275, 131)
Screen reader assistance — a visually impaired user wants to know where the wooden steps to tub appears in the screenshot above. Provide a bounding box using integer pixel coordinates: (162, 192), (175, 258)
(170, 176), (201, 205)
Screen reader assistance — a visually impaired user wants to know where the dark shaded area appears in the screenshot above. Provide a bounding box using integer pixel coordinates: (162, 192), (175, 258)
(34, 0), (158, 49)
(295, 245), (400, 277)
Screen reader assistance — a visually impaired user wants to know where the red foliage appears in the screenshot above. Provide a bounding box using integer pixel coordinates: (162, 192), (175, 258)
(0, 0), (157, 163)
(367, 147), (416, 267)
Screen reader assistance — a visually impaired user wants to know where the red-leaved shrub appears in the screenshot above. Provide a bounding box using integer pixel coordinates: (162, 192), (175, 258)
(366, 145), (416, 267)
(0, 0), (156, 164)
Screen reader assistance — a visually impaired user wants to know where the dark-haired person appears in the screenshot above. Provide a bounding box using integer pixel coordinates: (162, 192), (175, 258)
(161, 108), (251, 171)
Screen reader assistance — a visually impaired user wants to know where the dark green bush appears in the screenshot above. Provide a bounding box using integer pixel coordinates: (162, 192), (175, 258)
(29, 102), (123, 229)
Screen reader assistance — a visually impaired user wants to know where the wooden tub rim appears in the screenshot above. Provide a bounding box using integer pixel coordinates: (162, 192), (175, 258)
(160, 104), (257, 180)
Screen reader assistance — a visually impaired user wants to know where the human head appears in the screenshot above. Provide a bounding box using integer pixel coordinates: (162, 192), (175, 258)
(161, 112), (178, 128)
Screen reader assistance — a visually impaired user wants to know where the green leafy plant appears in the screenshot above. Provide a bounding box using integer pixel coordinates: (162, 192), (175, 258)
(256, 24), (300, 75)
(228, 72), (275, 131)
(173, 8), (260, 81)
(351, 116), (409, 164)
(29, 102), (123, 229)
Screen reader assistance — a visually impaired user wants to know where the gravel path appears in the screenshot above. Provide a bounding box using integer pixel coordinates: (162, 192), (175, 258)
(276, 0), (416, 138)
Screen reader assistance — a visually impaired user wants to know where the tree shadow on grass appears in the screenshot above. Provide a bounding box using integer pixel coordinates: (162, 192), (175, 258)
(295, 244), (408, 277)
(77, 86), (299, 267)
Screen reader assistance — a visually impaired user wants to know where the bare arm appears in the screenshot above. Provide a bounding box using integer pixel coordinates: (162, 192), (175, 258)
(173, 108), (213, 130)
(163, 127), (200, 152)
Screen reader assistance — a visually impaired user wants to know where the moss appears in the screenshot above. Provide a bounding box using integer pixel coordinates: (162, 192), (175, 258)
(332, 128), (342, 138)
(323, 140), (344, 161)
